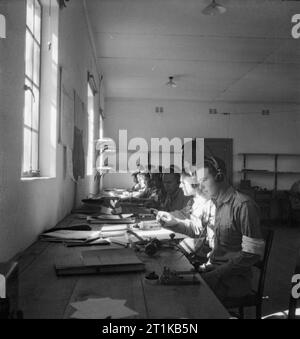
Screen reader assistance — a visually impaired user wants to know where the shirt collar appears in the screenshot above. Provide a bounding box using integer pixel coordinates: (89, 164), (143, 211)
(212, 185), (235, 208)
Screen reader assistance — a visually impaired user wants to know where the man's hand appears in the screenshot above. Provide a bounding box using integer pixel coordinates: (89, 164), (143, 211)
(156, 211), (178, 227)
(198, 262), (216, 273)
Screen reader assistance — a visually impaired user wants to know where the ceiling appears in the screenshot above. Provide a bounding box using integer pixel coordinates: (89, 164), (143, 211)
(86, 0), (300, 103)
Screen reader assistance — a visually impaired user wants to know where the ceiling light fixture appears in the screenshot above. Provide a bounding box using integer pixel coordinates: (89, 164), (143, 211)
(166, 76), (177, 88)
(202, 0), (226, 16)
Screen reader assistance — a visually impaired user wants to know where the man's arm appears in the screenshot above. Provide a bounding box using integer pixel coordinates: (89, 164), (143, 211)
(157, 211), (205, 238)
(170, 218), (205, 238)
(202, 200), (265, 282)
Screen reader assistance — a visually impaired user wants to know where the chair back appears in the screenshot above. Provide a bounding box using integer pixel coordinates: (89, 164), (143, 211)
(254, 229), (274, 299)
(288, 249), (300, 320)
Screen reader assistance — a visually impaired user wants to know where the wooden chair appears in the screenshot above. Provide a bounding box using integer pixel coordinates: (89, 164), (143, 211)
(263, 248), (300, 320)
(223, 229), (274, 319)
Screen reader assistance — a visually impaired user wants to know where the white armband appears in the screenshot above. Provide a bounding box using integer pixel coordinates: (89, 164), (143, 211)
(242, 236), (265, 259)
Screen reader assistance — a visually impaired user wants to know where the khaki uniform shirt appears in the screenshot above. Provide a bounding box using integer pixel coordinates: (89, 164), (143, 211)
(171, 186), (265, 300)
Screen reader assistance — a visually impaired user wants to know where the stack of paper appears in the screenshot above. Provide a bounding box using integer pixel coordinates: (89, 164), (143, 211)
(87, 215), (135, 224)
(70, 298), (139, 319)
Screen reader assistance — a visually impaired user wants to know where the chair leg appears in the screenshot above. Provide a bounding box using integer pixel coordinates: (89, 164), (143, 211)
(256, 304), (262, 320)
(238, 306), (244, 319)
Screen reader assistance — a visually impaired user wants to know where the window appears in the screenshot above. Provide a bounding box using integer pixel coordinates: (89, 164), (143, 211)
(23, 0), (42, 177)
(87, 83), (95, 176)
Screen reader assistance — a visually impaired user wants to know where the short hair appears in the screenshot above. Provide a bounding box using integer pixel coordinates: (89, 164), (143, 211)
(181, 139), (227, 179)
(204, 156), (227, 179)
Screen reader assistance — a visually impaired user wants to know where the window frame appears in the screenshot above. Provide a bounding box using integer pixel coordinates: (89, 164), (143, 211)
(22, 0), (43, 178)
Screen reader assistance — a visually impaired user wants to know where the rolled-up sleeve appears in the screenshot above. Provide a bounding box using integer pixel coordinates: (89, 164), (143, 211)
(239, 200), (265, 259)
(206, 200), (265, 279)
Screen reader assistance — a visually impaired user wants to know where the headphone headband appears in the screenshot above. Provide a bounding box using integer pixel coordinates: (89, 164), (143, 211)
(204, 156), (224, 182)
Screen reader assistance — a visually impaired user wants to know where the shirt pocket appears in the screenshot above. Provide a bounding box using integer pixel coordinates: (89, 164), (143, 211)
(218, 223), (241, 248)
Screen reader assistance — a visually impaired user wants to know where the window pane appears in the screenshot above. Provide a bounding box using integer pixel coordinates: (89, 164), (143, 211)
(32, 85), (40, 131)
(23, 127), (32, 173)
(33, 40), (40, 86)
(25, 30), (33, 79)
(24, 80), (33, 127)
(26, 0), (34, 33)
(34, 0), (41, 43)
(87, 85), (94, 176)
(31, 131), (39, 171)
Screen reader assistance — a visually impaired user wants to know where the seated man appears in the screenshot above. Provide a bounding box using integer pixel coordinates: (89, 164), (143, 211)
(160, 167), (192, 212)
(131, 172), (151, 198)
(170, 169), (215, 265)
(157, 156), (265, 302)
(131, 171), (141, 191)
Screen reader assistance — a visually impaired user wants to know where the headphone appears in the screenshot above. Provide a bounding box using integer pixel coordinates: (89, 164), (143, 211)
(205, 156), (225, 183)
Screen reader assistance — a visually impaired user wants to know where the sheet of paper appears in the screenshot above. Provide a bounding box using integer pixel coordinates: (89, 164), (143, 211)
(82, 248), (144, 266)
(70, 298), (138, 319)
(108, 234), (129, 245)
(101, 225), (128, 232)
(130, 228), (185, 241)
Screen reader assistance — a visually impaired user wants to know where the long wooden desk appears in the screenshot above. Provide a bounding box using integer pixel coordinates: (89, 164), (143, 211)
(18, 213), (230, 319)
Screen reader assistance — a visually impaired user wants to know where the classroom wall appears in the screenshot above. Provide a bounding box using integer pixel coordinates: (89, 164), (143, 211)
(0, 0), (101, 261)
(103, 98), (300, 190)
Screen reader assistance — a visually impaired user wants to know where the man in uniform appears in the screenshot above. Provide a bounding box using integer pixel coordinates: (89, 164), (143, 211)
(157, 156), (265, 302)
